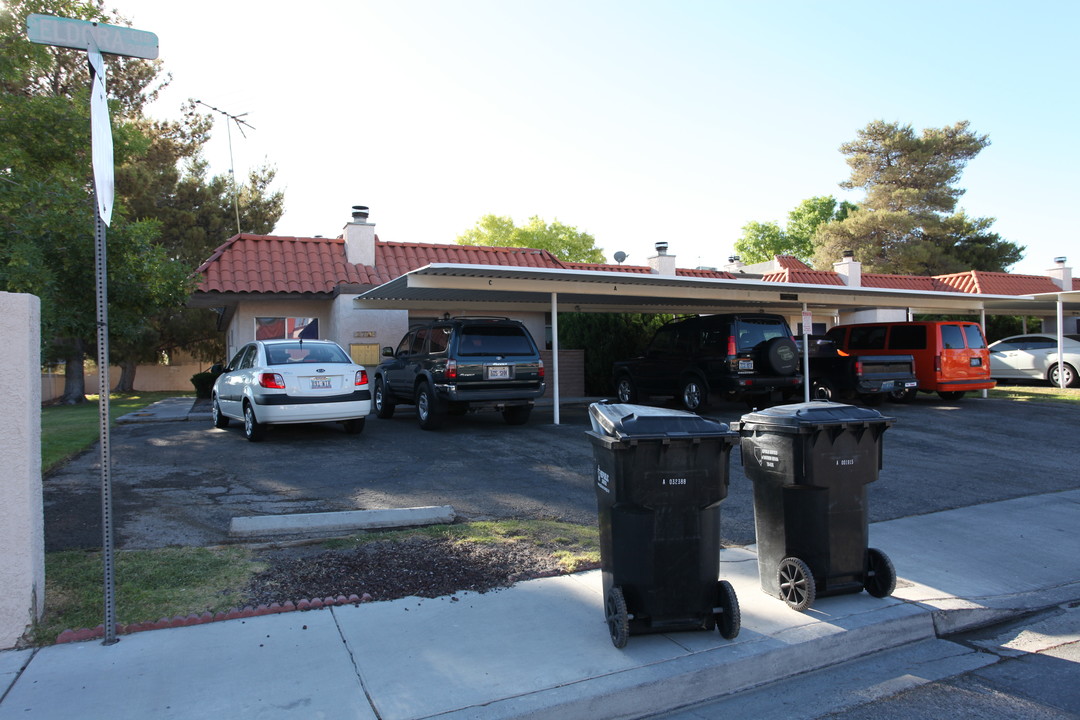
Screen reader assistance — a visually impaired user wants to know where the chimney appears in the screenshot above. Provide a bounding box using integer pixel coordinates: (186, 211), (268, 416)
(833, 250), (862, 287)
(647, 241), (677, 276)
(344, 205), (375, 266)
(725, 254), (745, 273)
(1047, 257), (1072, 291)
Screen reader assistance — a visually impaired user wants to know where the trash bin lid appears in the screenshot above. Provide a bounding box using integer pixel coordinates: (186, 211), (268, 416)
(588, 402), (735, 441)
(734, 401), (894, 434)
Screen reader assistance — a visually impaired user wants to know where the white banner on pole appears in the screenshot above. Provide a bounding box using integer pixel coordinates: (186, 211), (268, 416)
(88, 45), (113, 225)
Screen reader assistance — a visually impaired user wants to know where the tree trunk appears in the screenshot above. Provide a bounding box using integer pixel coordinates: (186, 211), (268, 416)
(114, 359), (137, 393)
(60, 339), (87, 405)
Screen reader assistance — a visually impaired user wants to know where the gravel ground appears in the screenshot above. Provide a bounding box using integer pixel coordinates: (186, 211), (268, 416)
(245, 536), (576, 605)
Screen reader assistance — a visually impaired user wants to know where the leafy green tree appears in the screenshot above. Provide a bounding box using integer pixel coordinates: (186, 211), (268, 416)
(457, 214), (605, 263)
(1, 0), (284, 399)
(734, 196), (854, 265)
(558, 312), (671, 395)
(812, 120), (1024, 274)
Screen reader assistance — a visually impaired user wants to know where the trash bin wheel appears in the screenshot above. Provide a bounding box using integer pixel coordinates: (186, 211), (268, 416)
(714, 580), (741, 640)
(777, 557), (816, 612)
(864, 548), (896, 598)
(606, 586), (630, 648)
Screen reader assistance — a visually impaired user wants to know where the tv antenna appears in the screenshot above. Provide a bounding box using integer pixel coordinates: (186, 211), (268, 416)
(194, 100), (254, 235)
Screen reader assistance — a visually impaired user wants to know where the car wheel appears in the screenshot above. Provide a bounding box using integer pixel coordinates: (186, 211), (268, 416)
(1048, 362), (1079, 388)
(811, 379), (834, 401)
(373, 377), (395, 419)
(212, 398), (229, 429)
(342, 418), (366, 434)
(679, 376), (709, 413)
(889, 387), (917, 403)
(615, 375), (639, 403)
(502, 405), (532, 425)
(243, 402), (265, 442)
(415, 382), (445, 430)
(937, 391), (965, 401)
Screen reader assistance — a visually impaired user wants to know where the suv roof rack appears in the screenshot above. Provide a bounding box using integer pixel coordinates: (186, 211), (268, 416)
(450, 316), (511, 321)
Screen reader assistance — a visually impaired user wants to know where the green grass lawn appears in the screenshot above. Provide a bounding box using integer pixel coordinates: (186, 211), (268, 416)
(988, 384), (1080, 405)
(41, 391), (191, 473)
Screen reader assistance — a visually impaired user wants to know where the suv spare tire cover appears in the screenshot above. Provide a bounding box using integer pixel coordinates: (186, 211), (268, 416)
(766, 337), (799, 375)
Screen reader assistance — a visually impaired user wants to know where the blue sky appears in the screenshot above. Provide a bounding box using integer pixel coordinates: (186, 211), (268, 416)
(108, 0), (1077, 276)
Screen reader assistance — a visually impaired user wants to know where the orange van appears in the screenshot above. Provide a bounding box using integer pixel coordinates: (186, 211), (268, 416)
(825, 321), (995, 401)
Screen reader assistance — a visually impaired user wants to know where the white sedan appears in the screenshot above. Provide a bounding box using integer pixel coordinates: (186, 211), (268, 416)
(211, 339), (372, 441)
(988, 334), (1080, 388)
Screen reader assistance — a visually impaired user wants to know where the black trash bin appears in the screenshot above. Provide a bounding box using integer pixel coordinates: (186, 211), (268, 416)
(734, 401), (896, 612)
(587, 402), (741, 648)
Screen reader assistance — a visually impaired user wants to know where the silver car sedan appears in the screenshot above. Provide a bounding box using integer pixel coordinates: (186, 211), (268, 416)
(211, 339), (372, 441)
(988, 334), (1080, 388)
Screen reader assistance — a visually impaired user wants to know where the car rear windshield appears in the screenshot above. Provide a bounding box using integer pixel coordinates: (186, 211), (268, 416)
(735, 318), (789, 352)
(458, 326), (535, 356)
(962, 324), (987, 349)
(265, 343), (351, 365)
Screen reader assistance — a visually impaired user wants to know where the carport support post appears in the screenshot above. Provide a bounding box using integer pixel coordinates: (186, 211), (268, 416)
(980, 308), (989, 399)
(1058, 298), (1066, 389)
(802, 303), (810, 402)
(551, 292), (560, 425)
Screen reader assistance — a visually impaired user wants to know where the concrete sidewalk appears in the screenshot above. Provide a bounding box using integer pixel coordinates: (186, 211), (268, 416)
(3, 488), (1078, 720)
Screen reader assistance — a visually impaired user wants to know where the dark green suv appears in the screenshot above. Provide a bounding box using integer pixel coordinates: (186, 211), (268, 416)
(612, 313), (801, 411)
(373, 317), (546, 429)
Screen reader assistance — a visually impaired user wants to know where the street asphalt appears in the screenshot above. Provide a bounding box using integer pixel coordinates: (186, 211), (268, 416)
(7, 394), (1078, 718)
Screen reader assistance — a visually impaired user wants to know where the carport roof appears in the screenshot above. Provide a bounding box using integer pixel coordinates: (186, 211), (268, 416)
(354, 263), (1080, 316)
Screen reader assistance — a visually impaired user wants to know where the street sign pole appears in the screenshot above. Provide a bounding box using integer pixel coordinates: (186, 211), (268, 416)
(27, 13), (158, 646)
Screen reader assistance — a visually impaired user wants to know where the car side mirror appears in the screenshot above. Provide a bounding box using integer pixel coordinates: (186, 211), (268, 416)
(382, 346), (394, 357)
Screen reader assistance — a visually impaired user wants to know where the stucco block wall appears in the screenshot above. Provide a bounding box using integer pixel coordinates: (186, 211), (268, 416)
(0, 292), (44, 649)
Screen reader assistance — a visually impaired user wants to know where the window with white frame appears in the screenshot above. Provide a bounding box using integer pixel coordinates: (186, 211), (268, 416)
(255, 317), (319, 340)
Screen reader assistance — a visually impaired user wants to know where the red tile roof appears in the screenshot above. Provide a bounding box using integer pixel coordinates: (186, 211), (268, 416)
(761, 268), (846, 286)
(861, 274), (959, 292)
(775, 256), (813, 270)
(933, 271), (1063, 296)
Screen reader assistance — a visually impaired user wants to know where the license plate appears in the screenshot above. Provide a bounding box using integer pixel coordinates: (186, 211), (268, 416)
(970, 357), (982, 367)
(310, 377), (332, 389)
(739, 360), (753, 371)
(880, 381), (894, 391)
(487, 365), (510, 380)
(905, 381), (918, 388)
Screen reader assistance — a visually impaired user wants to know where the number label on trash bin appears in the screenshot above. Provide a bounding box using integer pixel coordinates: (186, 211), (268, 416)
(662, 477), (688, 486)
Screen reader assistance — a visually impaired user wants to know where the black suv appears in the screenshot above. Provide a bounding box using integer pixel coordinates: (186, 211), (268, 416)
(373, 317), (546, 429)
(612, 313), (801, 411)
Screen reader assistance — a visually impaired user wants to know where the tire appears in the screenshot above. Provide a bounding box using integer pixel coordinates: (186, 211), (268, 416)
(342, 418), (366, 435)
(212, 398), (229, 429)
(864, 548), (896, 598)
(679, 376), (709, 413)
(615, 375), (639, 404)
(889, 387), (917, 403)
(502, 405), (532, 425)
(415, 382), (445, 430)
(937, 391), (965, 401)
(811, 379), (835, 401)
(373, 377), (395, 419)
(765, 337), (799, 375)
(715, 580), (741, 640)
(1048, 362), (1079, 388)
(243, 402), (265, 442)
(777, 556), (815, 612)
(605, 586), (630, 649)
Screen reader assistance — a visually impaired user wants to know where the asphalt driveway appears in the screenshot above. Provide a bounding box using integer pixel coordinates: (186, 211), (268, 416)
(43, 395), (1080, 551)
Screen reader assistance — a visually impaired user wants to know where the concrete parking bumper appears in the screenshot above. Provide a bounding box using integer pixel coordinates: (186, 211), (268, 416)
(3, 488), (1078, 720)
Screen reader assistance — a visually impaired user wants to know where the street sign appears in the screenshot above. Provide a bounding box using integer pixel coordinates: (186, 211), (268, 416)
(26, 13), (158, 59)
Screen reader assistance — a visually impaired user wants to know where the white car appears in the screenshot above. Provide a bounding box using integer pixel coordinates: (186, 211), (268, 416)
(211, 339), (372, 441)
(988, 334), (1080, 388)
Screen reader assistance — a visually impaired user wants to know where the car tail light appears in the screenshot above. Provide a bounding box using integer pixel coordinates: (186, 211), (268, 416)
(934, 355), (942, 374)
(259, 372), (286, 389)
(446, 359), (457, 380)
(538, 359), (545, 379)
(855, 360), (864, 377)
(355, 369), (368, 387)
(727, 334), (737, 356)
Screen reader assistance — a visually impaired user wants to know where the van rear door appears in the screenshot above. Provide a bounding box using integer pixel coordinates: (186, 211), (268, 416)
(939, 323), (992, 385)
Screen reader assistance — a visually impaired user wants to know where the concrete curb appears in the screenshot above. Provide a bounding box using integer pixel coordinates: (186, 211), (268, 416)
(228, 505), (457, 538)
